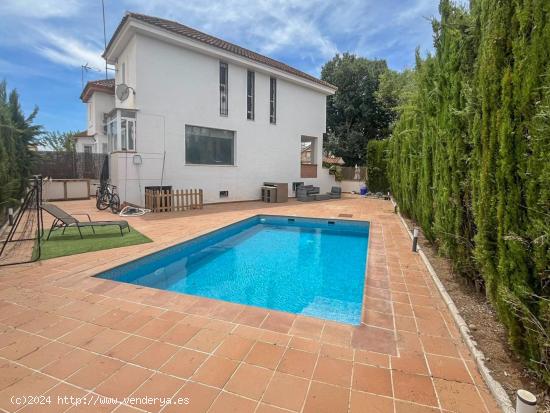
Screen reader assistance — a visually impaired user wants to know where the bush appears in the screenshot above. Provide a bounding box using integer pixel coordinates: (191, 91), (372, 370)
(366, 140), (390, 192)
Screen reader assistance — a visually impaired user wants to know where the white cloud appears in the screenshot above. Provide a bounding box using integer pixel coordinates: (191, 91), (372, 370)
(34, 30), (105, 69)
(0, 0), (83, 19)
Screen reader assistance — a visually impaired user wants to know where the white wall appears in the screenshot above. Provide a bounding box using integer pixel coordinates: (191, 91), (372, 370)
(111, 33), (335, 205)
(80, 91), (114, 153)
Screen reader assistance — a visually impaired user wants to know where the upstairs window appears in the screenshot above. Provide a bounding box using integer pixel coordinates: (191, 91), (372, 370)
(220, 62), (228, 116)
(247, 70), (255, 120)
(121, 62), (126, 84)
(270, 77), (277, 124)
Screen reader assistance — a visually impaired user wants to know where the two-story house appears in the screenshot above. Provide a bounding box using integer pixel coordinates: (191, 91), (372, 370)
(81, 12), (337, 205)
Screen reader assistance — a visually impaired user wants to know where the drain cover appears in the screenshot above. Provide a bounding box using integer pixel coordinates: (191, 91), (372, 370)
(338, 213), (353, 218)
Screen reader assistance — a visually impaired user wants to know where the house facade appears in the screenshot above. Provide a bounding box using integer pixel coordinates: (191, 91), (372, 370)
(83, 12), (337, 205)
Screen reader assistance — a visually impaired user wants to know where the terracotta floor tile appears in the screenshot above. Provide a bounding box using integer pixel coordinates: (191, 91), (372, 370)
(163, 381), (219, 413)
(434, 378), (487, 413)
(256, 403), (290, 413)
(395, 315), (417, 332)
(393, 302), (414, 317)
(397, 331), (423, 353)
(245, 342), (285, 369)
(391, 352), (429, 375)
(185, 328), (227, 353)
(135, 318), (175, 339)
(215, 334), (255, 361)
(320, 343), (354, 361)
(351, 325), (397, 355)
(354, 349), (390, 368)
(262, 372), (309, 411)
(24, 382), (88, 413)
(130, 373), (184, 412)
(80, 328), (128, 353)
(0, 333), (49, 361)
(420, 335), (459, 358)
(352, 363), (392, 396)
(191, 355), (239, 388)
(289, 317), (324, 340)
(392, 371), (438, 407)
(320, 323), (352, 346)
(0, 372), (59, 411)
(394, 400), (440, 412)
(258, 329), (291, 346)
(57, 323), (104, 348)
(160, 348), (208, 379)
(66, 355), (124, 389)
(233, 307), (268, 327)
(303, 381), (349, 413)
(116, 313), (153, 333)
(363, 309), (394, 329)
(42, 348), (96, 380)
(426, 354), (472, 383)
(277, 348), (317, 378)
(208, 391), (257, 413)
(95, 364), (152, 399)
(225, 363), (272, 400)
(131, 340), (178, 369)
(105, 335), (154, 361)
(0, 362), (32, 391)
(18, 341), (73, 369)
(160, 323), (199, 346)
(260, 312), (295, 334)
(288, 336), (320, 353)
(350, 391), (394, 413)
(312, 356), (352, 387)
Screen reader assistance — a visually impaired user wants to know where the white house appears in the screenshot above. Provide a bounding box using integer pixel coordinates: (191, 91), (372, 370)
(76, 79), (115, 154)
(82, 12), (337, 205)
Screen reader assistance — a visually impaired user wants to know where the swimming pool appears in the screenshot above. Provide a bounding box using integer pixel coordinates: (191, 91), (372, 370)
(97, 215), (370, 324)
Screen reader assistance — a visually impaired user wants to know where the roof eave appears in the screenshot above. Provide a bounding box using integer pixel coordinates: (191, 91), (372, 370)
(104, 15), (337, 95)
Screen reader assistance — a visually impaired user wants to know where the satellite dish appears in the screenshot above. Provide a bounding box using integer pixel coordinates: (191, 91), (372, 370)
(116, 83), (130, 101)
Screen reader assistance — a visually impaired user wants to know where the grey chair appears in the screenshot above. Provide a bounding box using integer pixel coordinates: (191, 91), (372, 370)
(42, 203), (130, 240)
(327, 186), (342, 199)
(296, 185), (320, 202)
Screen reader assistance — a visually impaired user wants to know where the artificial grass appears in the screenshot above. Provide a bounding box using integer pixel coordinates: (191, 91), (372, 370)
(37, 225), (152, 260)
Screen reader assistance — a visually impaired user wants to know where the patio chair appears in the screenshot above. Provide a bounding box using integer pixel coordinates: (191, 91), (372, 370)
(327, 186), (342, 199)
(296, 185), (319, 202)
(41, 203), (130, 240)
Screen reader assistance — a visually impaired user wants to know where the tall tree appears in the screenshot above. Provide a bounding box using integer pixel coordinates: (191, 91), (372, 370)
(321, 53), (394, 165)
(39, 131), (77, 152)
(0, 81), (41, 223)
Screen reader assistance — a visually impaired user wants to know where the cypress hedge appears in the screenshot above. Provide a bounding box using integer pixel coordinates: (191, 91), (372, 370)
(388, 0), (550, 383)
(366, 139), (390, 193)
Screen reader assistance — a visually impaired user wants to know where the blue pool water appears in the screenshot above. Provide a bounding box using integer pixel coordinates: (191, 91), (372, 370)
(97, 215), (370, 324)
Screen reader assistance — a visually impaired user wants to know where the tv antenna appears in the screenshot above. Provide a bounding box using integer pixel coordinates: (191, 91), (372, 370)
(101, 0), (108, 79)
(81, 63), (101, 89)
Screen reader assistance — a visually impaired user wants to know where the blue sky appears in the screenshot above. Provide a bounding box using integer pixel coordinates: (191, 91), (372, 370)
(0, 0), (439, 133)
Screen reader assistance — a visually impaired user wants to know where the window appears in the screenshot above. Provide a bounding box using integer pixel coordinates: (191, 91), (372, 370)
(185, 125), (234, 165)
(106, 110), (136, 152)
(219, 62), (228, 116)
(247, 70), (255, 120)
(88, 103), (92, 125)
(121, 62), (126, 84)
(270, 77), (277, 124)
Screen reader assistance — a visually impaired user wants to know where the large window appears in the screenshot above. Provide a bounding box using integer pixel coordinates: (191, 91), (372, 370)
(220, 62), (228, 116)
(247, 70), (255, 120)
(185, 125), (234, 165)
(270, 77), (277, 124)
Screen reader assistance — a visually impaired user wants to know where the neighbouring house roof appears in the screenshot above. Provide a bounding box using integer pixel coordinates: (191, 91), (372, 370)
(70, 131), (95, 140)
(323, 155), (345, 165)
(104, 12), (337, 91)
(80, 79), (115, 102)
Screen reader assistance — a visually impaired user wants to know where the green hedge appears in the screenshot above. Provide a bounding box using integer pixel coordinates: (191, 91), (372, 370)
(366, 139), (390, 193)
(388, 0), (550, 383)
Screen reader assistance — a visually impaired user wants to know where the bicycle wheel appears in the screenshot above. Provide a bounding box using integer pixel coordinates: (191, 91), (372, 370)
(110, 194), (120, 214)
(96, 191), (110, 210)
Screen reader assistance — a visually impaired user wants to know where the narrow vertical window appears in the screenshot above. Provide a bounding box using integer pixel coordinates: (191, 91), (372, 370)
(121, 62), (126, 84)
(270, 77), (277, 124)
(220, 62), (228, 116)
(247, 70), (255, 120)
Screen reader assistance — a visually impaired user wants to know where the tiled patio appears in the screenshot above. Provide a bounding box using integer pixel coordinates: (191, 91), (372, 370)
(0, 197), (501, 412)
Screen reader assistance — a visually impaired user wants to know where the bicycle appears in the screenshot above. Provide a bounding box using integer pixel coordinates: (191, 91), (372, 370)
(95, 183), (120, 214)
